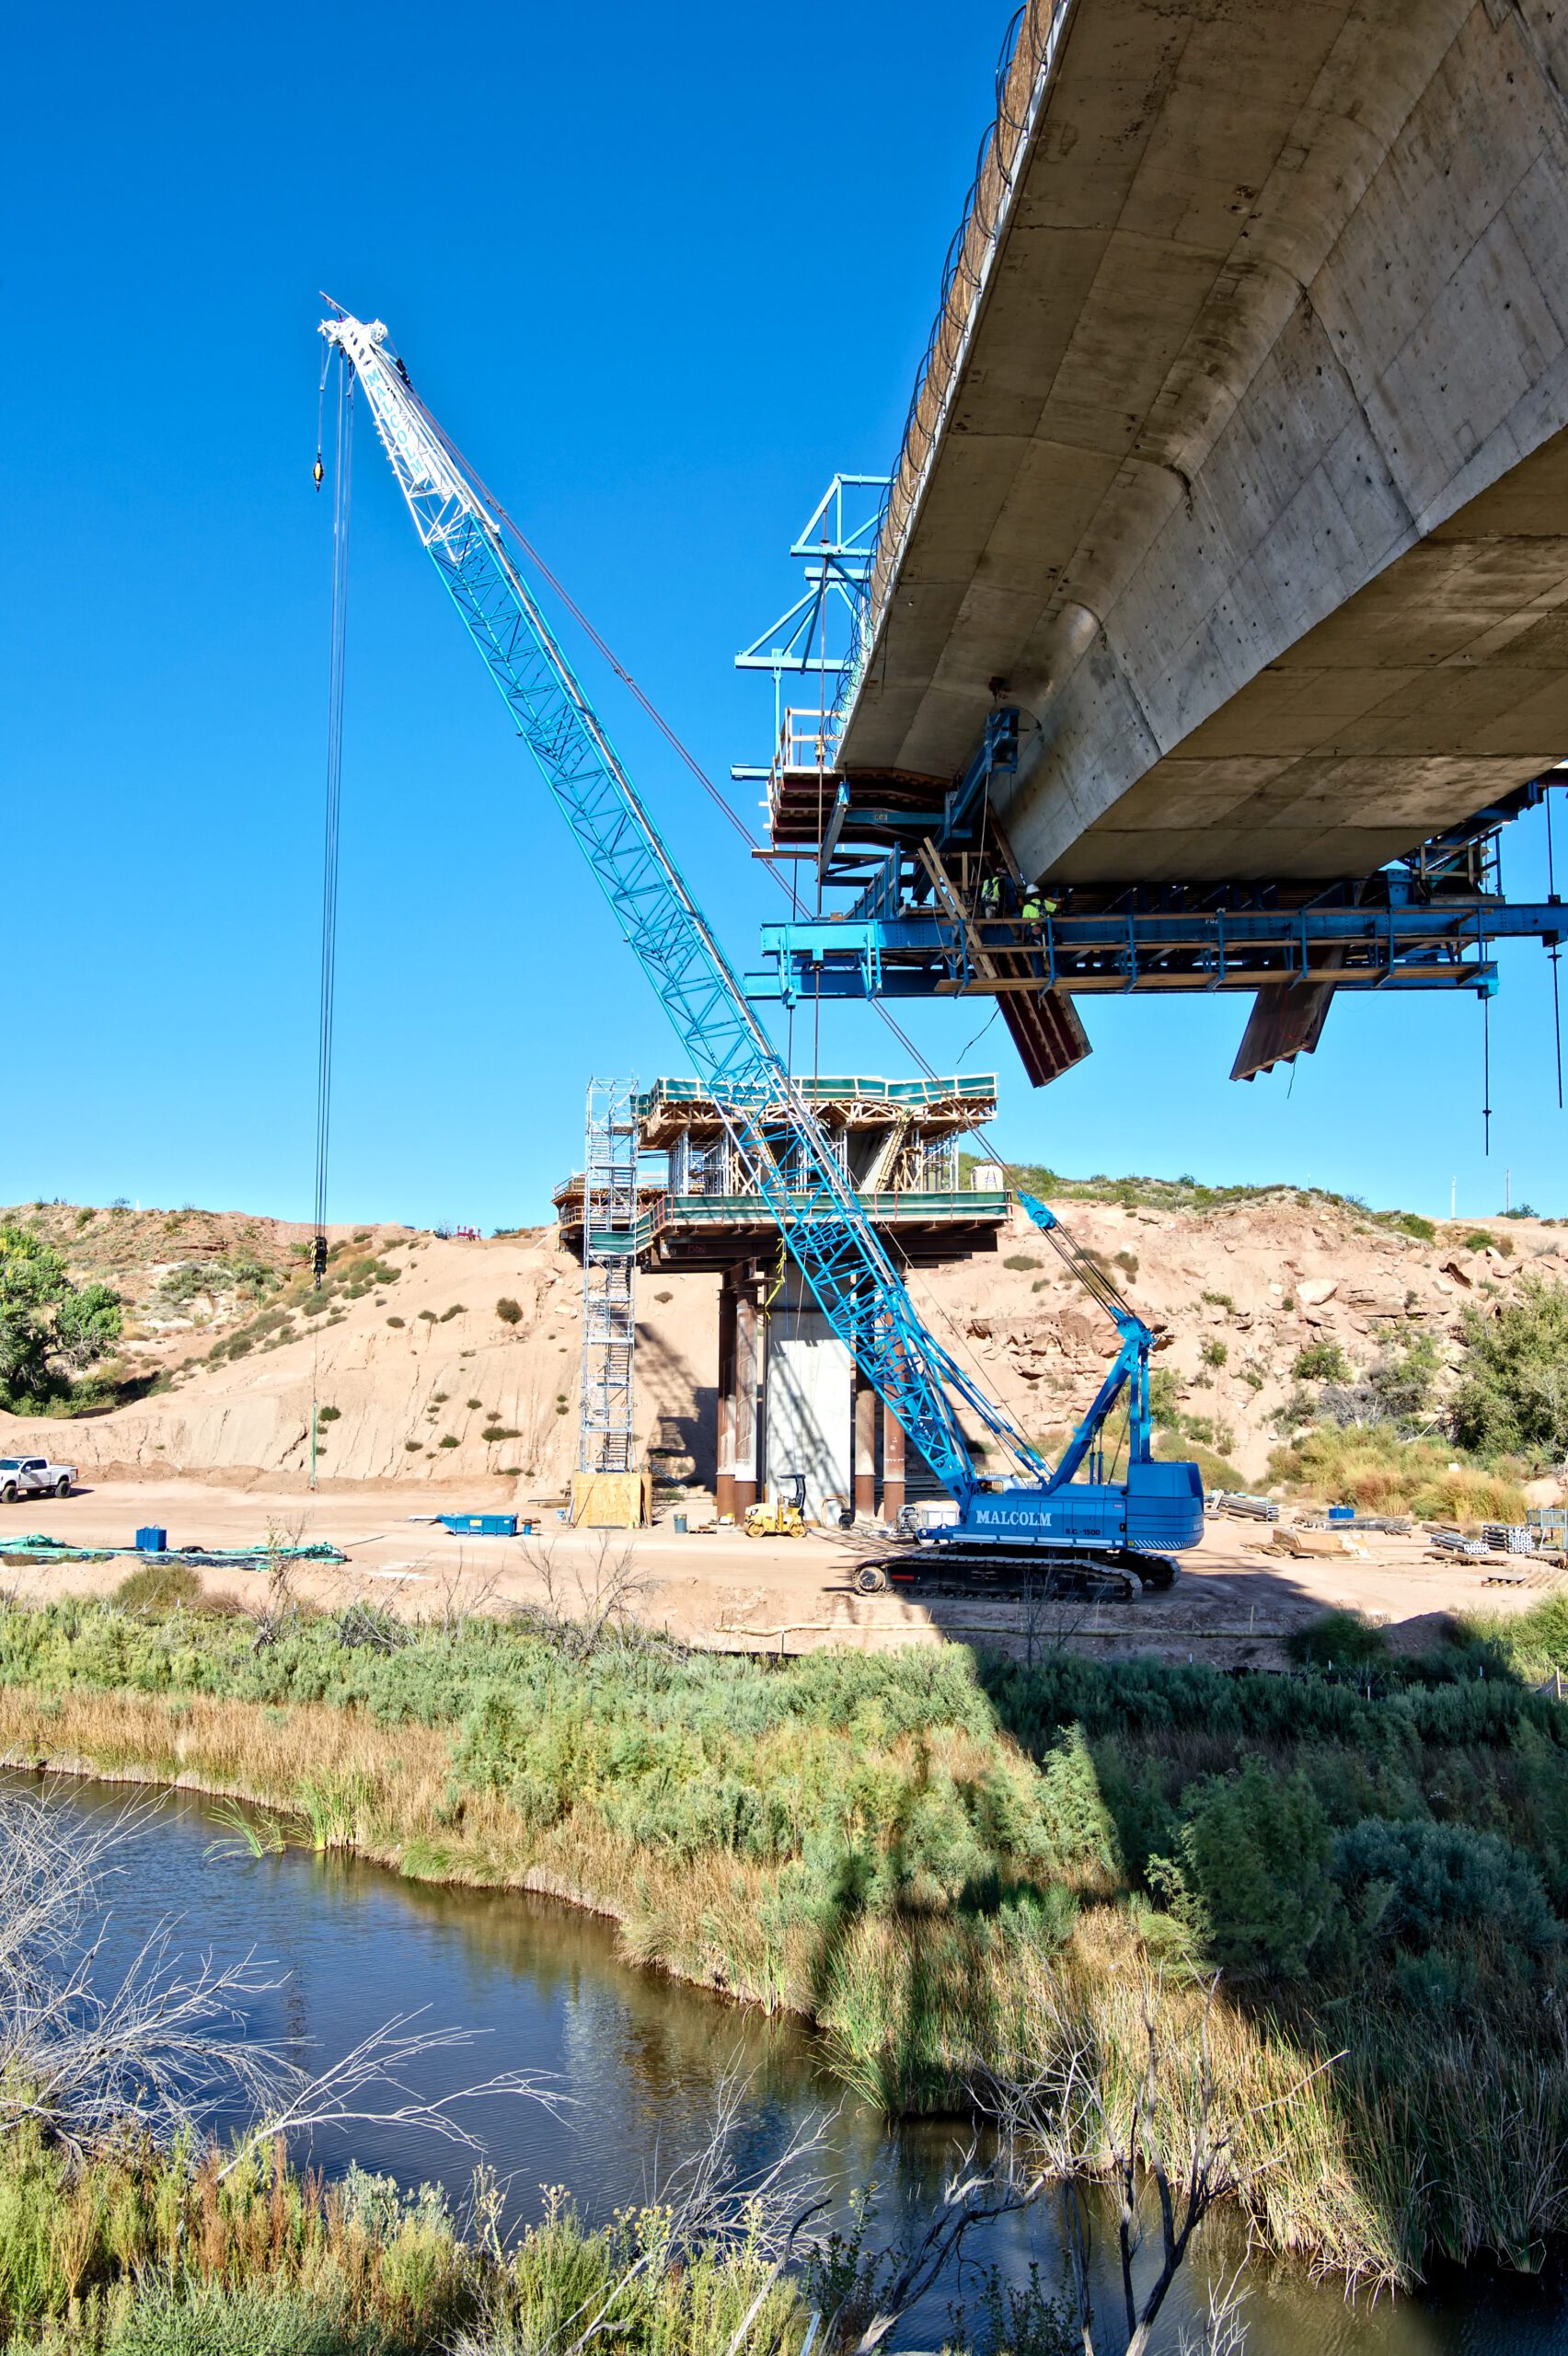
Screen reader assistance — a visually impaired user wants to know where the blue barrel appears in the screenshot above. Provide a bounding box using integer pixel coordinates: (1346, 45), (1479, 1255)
(134, 1526), (167, 1553)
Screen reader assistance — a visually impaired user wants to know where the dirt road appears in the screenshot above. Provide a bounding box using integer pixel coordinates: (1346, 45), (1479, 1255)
(0, 1476), (1552, 1667)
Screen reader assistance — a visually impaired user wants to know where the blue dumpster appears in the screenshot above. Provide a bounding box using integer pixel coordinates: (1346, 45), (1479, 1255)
(134, 1526), (167, 1553)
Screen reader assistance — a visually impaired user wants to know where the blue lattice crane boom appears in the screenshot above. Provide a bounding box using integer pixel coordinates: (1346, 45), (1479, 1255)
(321, 310), (1203, 1574)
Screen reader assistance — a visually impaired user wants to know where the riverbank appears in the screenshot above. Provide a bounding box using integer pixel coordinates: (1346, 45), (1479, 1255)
(4, 1592), (1568, 2288)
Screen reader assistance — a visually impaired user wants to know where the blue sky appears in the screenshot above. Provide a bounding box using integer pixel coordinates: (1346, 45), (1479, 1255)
(6, 1), (1563, 1230)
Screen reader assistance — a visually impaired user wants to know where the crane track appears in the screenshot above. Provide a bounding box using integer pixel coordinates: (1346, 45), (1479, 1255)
(850, 1549), (1180, 1600)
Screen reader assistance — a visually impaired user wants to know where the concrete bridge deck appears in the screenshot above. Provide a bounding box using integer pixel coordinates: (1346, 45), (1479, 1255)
(836, 0), (1568, 886)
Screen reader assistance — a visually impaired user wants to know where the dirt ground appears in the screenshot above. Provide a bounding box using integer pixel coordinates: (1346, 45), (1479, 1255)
(0, 1476), (1554, 1669)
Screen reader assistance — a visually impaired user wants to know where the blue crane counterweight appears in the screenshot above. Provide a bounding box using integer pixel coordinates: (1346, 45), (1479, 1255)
(320, 310), (1204, 1582)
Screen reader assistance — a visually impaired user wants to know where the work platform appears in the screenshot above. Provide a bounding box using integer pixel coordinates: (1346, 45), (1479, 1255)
(554, 1075), (1005, 1519)
(554, 1074), (1008, 1270)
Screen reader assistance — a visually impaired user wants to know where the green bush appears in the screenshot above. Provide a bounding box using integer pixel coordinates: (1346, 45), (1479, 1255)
(0, 1223), (121, 1408)
(100, 2281), (380, 2355)
(1286, 1610), (1389, 1672)
(1392, 1211), (1437, 1242)
(1452, 1274), (1568, 1459)
(1333, 1818), (1560, 1959)
(1366, 1326), (1438, 1422)
(1293, 1340), (1351, 1384)
(1002, 1254), (1041, 1271)
(1200, 1337), (1228, 1368)
(495, 1297), (524, 1324)
(1172, 1762), (1335, 1978)
(115, 1561), (202, 1613)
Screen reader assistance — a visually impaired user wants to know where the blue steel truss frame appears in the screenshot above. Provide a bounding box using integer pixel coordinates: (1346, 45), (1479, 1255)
(321, 314), (1045, 1511)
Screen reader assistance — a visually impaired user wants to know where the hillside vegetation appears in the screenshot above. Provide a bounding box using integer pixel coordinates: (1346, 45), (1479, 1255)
(2, 1183), (1564, 1507)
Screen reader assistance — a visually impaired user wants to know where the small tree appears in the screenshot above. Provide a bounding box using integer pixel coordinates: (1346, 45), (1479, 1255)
(0, 1223), (121, 1408)
(1452, 1275), (1568, 1459)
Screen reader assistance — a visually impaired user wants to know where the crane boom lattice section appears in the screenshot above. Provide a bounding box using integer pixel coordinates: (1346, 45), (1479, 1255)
(320, 312), (1049, 1512)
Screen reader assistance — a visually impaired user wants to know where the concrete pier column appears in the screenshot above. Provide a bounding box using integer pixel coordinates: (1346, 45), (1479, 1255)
(715, 1276), (737, 1520)
(882, 1401), (906, 1524)
(854, 1372), (877, 1519)
(733, 1275), (759, 1517)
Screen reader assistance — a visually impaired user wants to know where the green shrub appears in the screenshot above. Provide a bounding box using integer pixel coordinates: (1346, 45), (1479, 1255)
(115, 1561), (202, 1613)
(495, 1298), (524, 1324)
(1392, 1211), (1437, 1242)
(1200, 1337), (1228, 1368)
(438, 1436), (459, 1449)
(1113, 1250), (1138, 1278)
(1003, 1254), (1041, 1272)
(386, 1316), (405, 1329)
(1286, 1610), (1389, 1672)
(1268, 1423), (1527, 1523)
(1366, 1326), (1438, 1422)
(316, 1404), (340, 1424)
(439, 1305), (466, 1323)
(1294, 1340), (1351, 1383)
(1333, 1818), (1560, 1959)
(1173, 1763), (1335, 1978)
(1452, 1274), (1568, 1459)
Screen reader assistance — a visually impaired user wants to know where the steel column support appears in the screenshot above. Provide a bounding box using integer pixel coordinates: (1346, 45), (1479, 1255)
(716, 1276), (737, 1521)
(733, 1273), (760, 1517)
(882, 1402), (906, 1524)
(854, 1371), (877, 1519)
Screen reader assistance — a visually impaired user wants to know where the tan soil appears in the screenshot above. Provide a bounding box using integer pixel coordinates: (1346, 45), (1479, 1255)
(1, 1192), (1562, 1662)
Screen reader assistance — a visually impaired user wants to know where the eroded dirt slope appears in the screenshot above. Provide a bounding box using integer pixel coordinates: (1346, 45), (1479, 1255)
(2, 1193), (1563, 1491)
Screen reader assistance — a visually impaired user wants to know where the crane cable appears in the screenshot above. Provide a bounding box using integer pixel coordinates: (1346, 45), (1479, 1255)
(309, 360), (353, 1484)
(396, 380), (1106, 1399)
(411, 388), (1028, 1170)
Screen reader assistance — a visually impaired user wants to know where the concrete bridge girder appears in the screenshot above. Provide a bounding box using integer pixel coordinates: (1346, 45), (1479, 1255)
(842, 0), (1568, 886)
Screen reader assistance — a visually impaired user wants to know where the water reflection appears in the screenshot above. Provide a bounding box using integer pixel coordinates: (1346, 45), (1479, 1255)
(20, 1774), (1568, 2354)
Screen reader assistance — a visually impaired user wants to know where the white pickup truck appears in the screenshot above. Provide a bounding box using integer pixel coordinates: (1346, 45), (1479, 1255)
(0, 1456), (76, 1501)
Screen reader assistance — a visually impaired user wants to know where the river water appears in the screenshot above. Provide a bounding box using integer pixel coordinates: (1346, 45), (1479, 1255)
(26, 1775), (1568, 2354)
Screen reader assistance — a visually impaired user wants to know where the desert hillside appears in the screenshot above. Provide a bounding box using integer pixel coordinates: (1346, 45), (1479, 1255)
(1, 1189), (1563, 1494)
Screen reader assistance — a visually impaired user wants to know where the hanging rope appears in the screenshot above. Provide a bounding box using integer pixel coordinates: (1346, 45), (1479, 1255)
(313, 361), (353, 1288)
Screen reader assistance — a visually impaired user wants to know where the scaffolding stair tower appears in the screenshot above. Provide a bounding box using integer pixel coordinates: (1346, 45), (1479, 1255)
(579, 1078), (640, 1483)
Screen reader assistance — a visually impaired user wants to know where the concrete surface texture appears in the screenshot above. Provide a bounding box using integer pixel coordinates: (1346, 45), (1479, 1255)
(842, 0), (1568, 884)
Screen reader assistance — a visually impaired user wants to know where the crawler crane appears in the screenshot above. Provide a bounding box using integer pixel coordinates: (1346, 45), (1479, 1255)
(321, 310), (1203, 1595)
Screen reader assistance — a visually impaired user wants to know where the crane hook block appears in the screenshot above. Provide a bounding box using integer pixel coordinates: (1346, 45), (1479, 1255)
(314, 452), (324, 490)
(312, 1233), (329, 1288)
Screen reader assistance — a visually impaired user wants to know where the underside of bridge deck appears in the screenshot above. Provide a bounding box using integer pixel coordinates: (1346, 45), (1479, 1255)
(836, 0), (1568, 888)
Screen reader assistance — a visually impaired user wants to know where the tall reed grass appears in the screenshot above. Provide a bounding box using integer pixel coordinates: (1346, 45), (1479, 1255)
(0, 2121), (813, 2356)
(3, 1598), (1567, 2286)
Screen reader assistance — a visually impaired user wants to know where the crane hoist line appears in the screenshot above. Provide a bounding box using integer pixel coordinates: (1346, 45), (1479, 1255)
(319, 308), (1205, 1588)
